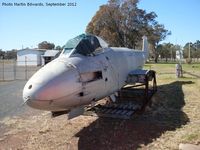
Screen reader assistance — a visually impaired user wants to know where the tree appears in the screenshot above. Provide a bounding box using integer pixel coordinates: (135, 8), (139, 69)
(148, 24), (171, 62)
(4, 49), (17, 59)
(86, 0), (170, 62)
(38, 41), (55, 49)
(55, 45), (62, 51)
(183, 41), (200, 60)
(156, 44), (170, 61)
(0, 49), (5, 59)
(156, 43), (178, 62)
(194, 40), (200, 59)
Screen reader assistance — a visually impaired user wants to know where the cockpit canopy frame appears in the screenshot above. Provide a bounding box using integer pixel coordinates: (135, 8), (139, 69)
(63, 34), (108, 56)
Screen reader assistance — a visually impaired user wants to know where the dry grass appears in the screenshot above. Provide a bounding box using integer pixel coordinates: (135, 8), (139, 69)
(143, 63), (200, 149)
(0, 63), (200, 149)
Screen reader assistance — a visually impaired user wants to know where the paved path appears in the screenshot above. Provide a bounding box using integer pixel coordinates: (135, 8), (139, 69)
(0, 81), (42, 119)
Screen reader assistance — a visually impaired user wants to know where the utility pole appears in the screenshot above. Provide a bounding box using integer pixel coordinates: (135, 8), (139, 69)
(171, 48), (173, 61)
(2, 55), (4, 81)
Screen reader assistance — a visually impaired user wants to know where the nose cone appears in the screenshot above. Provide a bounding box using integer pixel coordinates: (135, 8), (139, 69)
(23, 59), (81, 110)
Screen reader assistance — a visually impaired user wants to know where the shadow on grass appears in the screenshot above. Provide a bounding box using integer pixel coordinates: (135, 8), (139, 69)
(75, 81), (192, 150)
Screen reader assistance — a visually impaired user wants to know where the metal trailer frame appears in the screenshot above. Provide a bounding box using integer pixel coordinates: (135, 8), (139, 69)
(84, 70), (157, 119)
(120, 69), (157, 112)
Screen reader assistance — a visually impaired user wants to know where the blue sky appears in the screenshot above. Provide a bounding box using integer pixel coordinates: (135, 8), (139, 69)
(0, 0), (199, 50)
(139, 0), (200, 46)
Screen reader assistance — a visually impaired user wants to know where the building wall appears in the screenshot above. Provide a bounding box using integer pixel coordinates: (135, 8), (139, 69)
(17, 50), (45, 66)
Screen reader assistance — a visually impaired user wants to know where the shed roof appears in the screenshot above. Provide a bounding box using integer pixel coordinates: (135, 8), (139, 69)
(17, 49), (46, 53)
(17, 49), (45, 56)
(43, 50), (60, 57)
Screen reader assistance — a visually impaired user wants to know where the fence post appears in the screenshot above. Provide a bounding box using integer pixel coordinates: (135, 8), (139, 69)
(25, 56), (27, 80)
(2, 59), (4, 81)
(13, 59), (16, 80)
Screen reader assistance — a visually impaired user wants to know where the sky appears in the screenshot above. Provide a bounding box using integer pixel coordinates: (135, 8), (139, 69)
(0, 0), (199, 50)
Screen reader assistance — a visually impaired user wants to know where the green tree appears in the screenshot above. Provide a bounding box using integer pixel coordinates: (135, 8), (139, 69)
(156, 43), (178, 62)
(4, 49), (17, 59)
(0, 49), (5, 59)
(183, 41), (200, 60)
(194, 40), (200, 59)
(86, 0), (170, 62)
(55, 45), (62, 51)
(38, 41), (55, 49)
(148, 24), (171, 62)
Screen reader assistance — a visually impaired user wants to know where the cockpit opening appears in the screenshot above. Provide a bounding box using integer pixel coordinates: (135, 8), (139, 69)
(62, 34), (108, 56)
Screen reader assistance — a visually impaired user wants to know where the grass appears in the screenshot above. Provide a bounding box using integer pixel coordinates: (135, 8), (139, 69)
(184, 133), (199, 141)
(143, 63), (200, 149)
(0, 59), (15, 64)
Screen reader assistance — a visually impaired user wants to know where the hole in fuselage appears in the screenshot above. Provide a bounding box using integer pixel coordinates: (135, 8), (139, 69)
(28, 85), (32, 89)
(79, 92), (84, 97)
(80, 71), (103, 83)
(105, 78), (108, 82)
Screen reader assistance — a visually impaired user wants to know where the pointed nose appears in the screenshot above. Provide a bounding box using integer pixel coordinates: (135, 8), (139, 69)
(23, 82), (42, 102)
(23, 59), (81, 110)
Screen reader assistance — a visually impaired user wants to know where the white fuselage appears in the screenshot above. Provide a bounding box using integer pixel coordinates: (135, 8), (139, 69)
(23, 37), (148, 111)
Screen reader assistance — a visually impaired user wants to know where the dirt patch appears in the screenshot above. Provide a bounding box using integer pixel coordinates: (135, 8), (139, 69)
(0, 113), (178, 150)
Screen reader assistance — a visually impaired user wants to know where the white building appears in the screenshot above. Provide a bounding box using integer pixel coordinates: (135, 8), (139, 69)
(17, 49), (60, 66)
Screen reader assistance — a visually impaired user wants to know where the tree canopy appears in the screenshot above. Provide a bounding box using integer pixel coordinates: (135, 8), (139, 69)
(38, 41), (55, 50)
(156, 43), (180, 62)
(55, 45), (63, 51)
(0, 49), (17, 59)
(86, 0), (170, 62)
(0, 49), (5, 59)
(183, 40), (200, 59)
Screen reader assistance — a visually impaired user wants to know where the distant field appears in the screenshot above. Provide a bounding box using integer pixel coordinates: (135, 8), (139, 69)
(145, 63), (200, 79)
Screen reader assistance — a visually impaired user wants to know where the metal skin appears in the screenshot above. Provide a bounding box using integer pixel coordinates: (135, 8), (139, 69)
(23, 35), (148, 112)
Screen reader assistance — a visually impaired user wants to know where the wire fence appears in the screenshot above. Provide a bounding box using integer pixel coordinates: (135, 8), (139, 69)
(0, 58), (200, 81)
(0, 59), (42, 81)
(149, 58), (200, 63)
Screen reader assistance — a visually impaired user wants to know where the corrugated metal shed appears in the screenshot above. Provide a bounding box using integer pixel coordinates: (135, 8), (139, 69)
(17, 49), (45, 66)
(17, 49), (60, 66)
(42, 50), (60, 64)
(43, 50), (60, 57)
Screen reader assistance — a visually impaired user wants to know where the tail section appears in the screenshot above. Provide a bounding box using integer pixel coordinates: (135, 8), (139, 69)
(142, 36), (149, 60)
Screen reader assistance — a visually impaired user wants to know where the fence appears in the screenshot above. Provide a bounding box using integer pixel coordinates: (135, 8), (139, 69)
(149, 58), (200, 63)
(0, 60), (42, 81)
(1, 58), (200, 81)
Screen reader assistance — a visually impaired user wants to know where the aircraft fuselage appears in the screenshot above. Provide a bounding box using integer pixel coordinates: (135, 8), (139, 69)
(23, 35), (148, 111)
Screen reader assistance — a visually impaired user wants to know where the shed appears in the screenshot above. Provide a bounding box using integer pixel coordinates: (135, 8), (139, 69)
(17, 49), (45, 66)
(42, 50), (60, 64)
